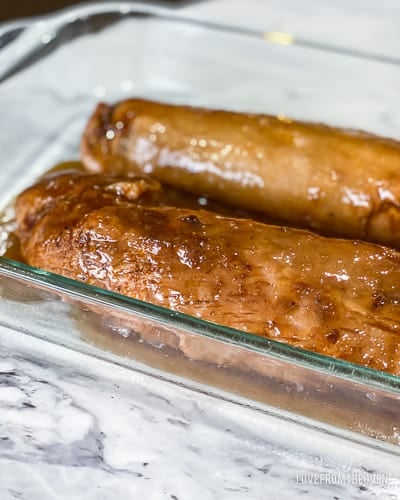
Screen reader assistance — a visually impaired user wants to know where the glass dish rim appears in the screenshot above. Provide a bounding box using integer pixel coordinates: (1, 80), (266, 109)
(0, 1), (399, 393)
(0, 0), (399, 84)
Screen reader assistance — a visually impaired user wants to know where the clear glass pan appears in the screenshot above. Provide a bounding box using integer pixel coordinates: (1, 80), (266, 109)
(0, 2), (399, 453)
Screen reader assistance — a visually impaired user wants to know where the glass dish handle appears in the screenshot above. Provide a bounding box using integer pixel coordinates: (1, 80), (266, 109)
(0, 18), (42, 82)
(0, 2), (177, 83)
(0, 19), (32, 50)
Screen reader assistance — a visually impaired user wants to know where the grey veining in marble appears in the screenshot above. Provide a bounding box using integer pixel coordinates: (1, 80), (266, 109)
(1, 328), (400, 500)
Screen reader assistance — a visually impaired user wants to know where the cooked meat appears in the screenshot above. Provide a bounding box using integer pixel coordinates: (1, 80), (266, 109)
(15, 172), (400, 374)
(81, 98), (400, 249)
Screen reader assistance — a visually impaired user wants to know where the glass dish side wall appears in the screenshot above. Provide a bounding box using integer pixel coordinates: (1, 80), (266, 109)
(0, 262), (399, 450)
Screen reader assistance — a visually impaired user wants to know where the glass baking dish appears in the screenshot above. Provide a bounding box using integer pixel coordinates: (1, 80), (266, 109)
(1, 2), (400, 453)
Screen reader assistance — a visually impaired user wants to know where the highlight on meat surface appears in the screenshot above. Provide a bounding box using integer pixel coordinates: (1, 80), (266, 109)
(81, 99), (400, 249)
(15, 172), (400, 375)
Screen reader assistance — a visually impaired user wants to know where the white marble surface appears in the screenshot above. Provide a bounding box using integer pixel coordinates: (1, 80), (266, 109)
(181, 0), (400, 60)
(1, 327), (400, 500)
(1, 1), (400, 499)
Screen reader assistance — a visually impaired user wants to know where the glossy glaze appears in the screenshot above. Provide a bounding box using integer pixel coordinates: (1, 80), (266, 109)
(81, 99), (400, 249)
(15, 173), (400, 374)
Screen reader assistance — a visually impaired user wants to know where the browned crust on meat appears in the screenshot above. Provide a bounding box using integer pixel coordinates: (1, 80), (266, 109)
(80, 99), (400, 249)
(15, 173), (400, 374)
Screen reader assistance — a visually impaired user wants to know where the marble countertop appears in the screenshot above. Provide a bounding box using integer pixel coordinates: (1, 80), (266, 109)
(2, 327), (400, 500)
(1, 1), (400, 499)
(181, 0), (400, 60)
